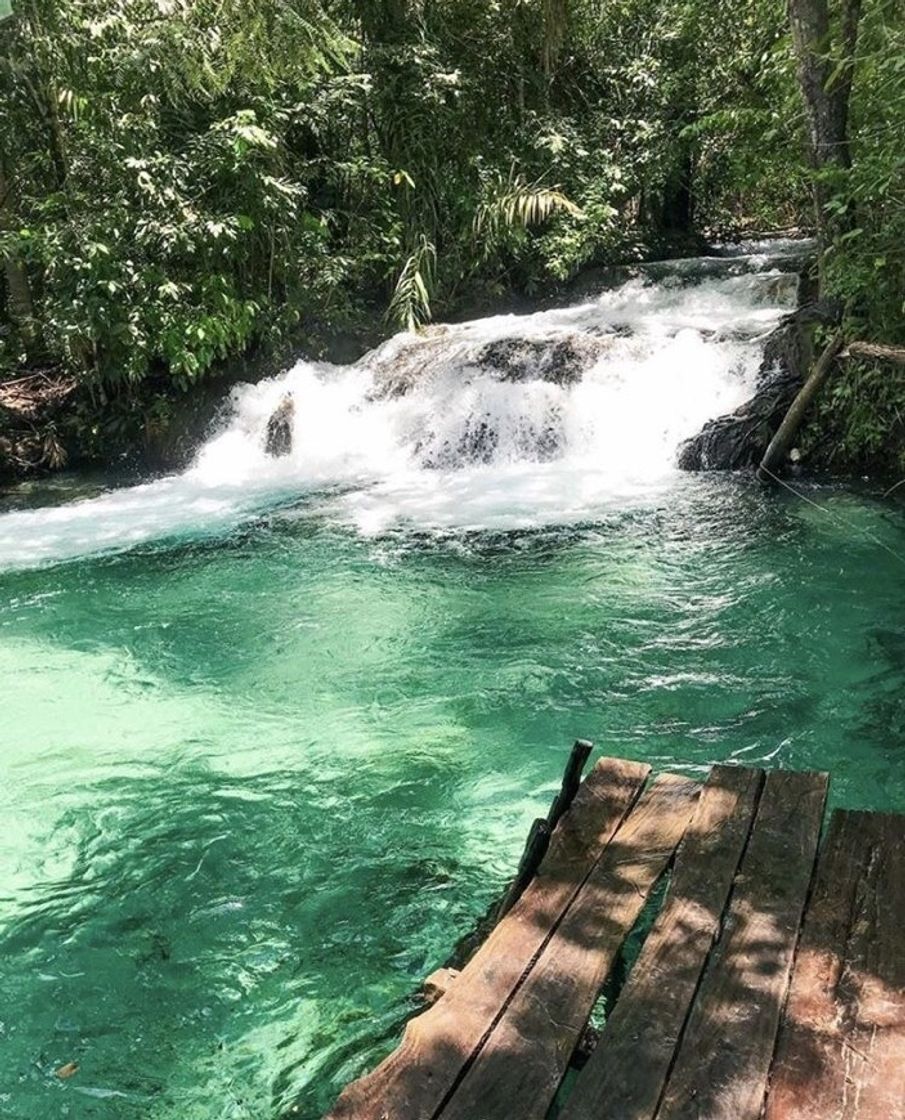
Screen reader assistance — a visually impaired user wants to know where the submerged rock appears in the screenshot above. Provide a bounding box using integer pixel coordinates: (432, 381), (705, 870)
(416, 408), (565, 469)
(264, 394), (295, 457)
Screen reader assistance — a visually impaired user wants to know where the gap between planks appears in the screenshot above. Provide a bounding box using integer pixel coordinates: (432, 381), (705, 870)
(559, 763), (766, 1120)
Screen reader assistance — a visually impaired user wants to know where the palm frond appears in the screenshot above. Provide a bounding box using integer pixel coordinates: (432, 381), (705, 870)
(387, 235), (436, 331)
(473, 170), (583, 259)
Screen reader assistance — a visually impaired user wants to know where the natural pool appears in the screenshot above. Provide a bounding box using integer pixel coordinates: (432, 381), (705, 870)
(2, 252), (905, 1118)
(2, 481), (905, 1119)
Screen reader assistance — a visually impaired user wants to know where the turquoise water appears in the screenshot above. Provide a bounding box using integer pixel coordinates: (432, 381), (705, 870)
(2, 252), (904, 1117)
(2, 476), (905, 1118)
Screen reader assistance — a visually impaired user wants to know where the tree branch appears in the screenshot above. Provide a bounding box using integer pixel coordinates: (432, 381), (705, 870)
(841, 340), (905, 365)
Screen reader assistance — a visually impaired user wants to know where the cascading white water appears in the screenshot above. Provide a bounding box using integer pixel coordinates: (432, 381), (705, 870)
(0, 251), (802, 568)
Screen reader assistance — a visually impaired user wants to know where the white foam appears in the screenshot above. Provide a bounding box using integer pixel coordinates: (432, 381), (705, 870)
(0, 264), (797, 569)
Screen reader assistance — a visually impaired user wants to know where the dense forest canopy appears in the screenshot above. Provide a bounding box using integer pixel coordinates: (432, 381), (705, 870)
(0, 0), (903, 472)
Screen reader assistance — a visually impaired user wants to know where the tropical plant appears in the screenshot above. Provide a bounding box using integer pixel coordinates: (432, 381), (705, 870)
(2, 0), (902, 474)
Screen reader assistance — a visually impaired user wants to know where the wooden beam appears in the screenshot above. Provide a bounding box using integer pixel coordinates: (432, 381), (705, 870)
(494, 817), (551, 921)
(560, 765), (764, 1120)
(497, 740), (593, 920)
(764, 810), (905, 1120)
(439, 773), (701, 1120)
(421, 968), (460, 1007)
(654, 769), (828, 1120)
(548, 739), (594, 832)
(323, 756), (650, 1120)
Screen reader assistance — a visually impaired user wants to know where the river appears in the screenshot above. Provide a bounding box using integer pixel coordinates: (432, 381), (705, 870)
(1, 244), (904, 1118)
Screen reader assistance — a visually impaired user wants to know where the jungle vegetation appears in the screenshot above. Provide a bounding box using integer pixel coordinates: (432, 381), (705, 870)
(0, 0), (903, 474)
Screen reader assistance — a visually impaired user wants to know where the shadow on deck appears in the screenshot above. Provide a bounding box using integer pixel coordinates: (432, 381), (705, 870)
(308, 747), (905, 1120)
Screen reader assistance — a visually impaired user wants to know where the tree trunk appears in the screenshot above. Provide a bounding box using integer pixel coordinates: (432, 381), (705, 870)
(25, 0), (69, 185)
(842, 341), (905, 366)
(0, 162), (36, 340)
(356, 0), (419, 43)
(661, 142), (695, 234)
(542, 0), (569, 79)
(787, 0), (862, 272)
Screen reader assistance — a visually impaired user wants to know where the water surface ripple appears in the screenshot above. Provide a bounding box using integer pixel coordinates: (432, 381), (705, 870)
(2, 483), (905, 1118)
(2, 251), (905, 1117)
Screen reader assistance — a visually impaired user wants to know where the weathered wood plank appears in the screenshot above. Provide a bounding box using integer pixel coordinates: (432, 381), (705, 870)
(438, 772), (701, 1120)
(323, 756), (650, 1120)
(764, 809), (905, 1120)
(560, 764), (764, 1120)
(654, 768), (828, 1120)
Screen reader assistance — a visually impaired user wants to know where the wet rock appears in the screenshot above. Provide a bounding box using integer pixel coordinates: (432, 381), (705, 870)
(475, 333), (612, 386)
(368, 329), (614, 402)
(417, 417), (499, 469)
(366, 329), (452, 401)
(264, 393), (294, 457)
(676, 367), (801, 470)
(677, 303), (838, 471)
(417, 409), (565, 469)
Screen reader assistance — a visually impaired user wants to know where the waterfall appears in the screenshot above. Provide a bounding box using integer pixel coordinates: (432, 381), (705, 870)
(0, 247), (804, 569)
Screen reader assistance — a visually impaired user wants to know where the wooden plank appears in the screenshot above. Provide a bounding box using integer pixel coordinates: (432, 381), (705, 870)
(323, 756), (650, 1120)
(764, 810), (905, 1120)
(438, 772), (701, 1120)
(654, 768), (828, 1120)
(560, 764), (764, 1120)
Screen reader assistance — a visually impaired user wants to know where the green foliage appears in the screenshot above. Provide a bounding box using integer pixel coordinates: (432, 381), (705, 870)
(803, 357), (905, 476)
(388, 235), (436, 331)
(824, 3), (905, 342)
(1, 0), (354, 392)
(794, 1), (905, 474)
(6, 0), (885, 472)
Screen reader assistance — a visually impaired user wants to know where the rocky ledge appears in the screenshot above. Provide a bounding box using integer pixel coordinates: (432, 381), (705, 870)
(677, 300), (838, 471)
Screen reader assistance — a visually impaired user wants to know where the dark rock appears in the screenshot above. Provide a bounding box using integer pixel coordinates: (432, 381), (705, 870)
(676, 369), (801, 470)
(402, 332), (612, 468)
(368, 329), (614, 403)
(366, 330), (452, 401)
(677, 302), (838, 472)
(264, 394), (295, 457)
(475, 333), (612, 386)
(418, 418), (500, 469)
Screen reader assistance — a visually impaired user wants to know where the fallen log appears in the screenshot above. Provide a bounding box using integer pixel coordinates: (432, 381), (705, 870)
(840, 340), (905, 365)
(757, 331), (844, 481)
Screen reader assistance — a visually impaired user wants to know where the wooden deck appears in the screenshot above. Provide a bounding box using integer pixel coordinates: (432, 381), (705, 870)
(322, 751), (905, 1120)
